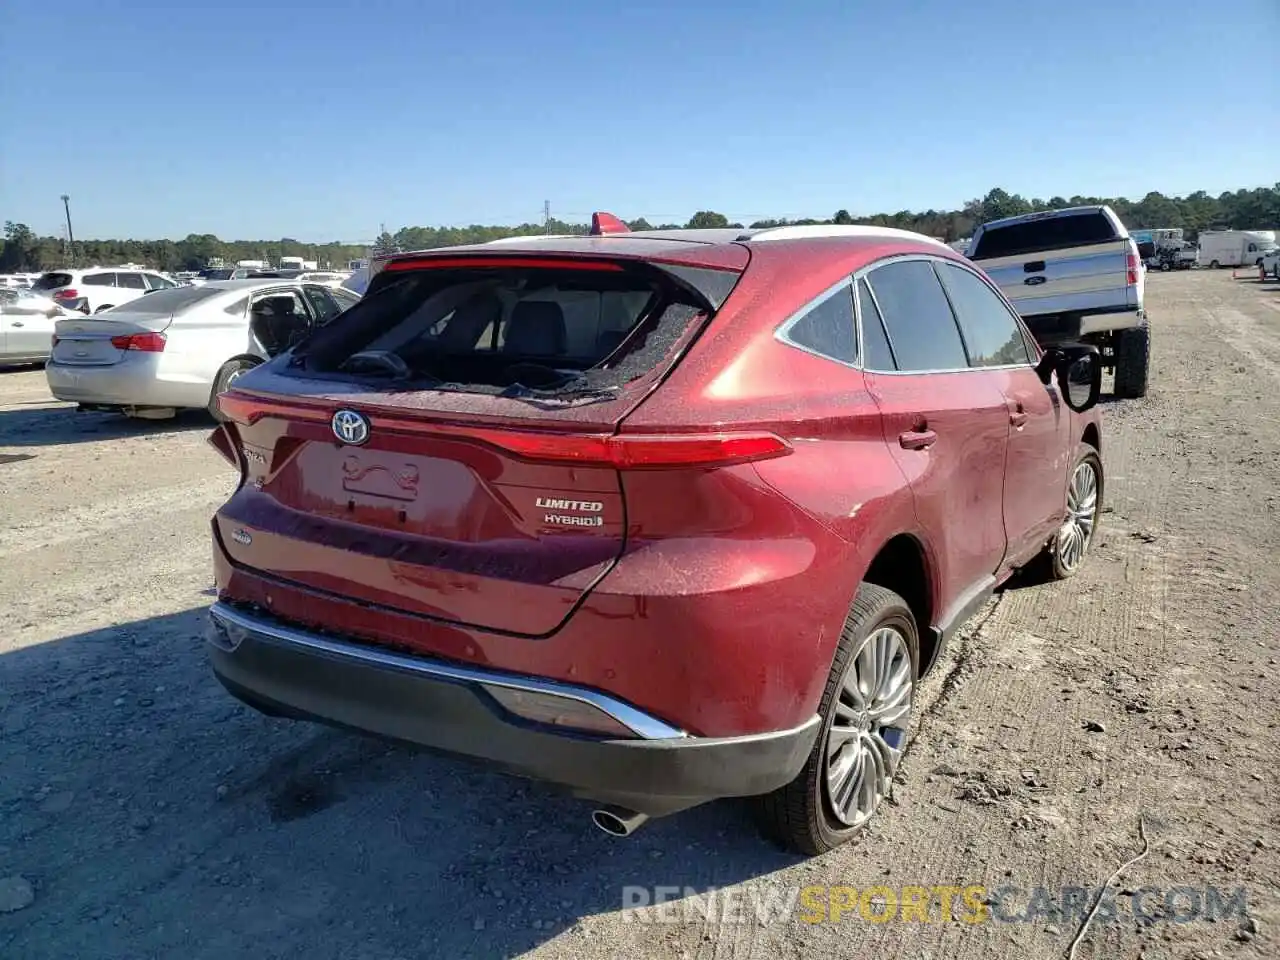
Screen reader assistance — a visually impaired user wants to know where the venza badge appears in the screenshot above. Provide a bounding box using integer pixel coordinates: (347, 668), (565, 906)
(331, 409), (371, 446)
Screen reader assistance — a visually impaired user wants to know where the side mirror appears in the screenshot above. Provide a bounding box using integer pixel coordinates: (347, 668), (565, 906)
(1036, 345), (1102, 412)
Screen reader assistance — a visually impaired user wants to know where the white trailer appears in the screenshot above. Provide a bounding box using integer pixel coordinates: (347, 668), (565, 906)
(1197, 231), (1278, 268)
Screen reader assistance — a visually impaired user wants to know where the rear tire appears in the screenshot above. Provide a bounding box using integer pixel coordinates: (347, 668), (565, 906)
(1209, 260), (1220, 269)
(754, 583), (918, 856)
(1113, 322), (1150, 399)
(209, 358), (260, 420)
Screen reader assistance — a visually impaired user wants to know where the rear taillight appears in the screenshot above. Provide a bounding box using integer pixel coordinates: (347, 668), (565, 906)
(1127, 252), (1138, 285)
(216, 392), (792, 469)
(488, 431), (792, 468)
(53, 288), (77, 300)
(110, 331), (167, 352)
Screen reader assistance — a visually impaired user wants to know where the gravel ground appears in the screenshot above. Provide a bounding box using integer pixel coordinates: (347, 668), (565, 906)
(1, 269), (1277, 960)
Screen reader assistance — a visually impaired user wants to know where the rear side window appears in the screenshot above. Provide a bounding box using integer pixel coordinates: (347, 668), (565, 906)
(856, 279), (896, 371)
(297, 264), (707, 396)
(34, 272), (73, 291)
(83, 273), (115, 286)
(970, 212), (1117, 260)
(937, 264), (1031, 367)
(117, 273), (147, 290)
(779, 283), (856, 364)
(865, 260), (968, 372)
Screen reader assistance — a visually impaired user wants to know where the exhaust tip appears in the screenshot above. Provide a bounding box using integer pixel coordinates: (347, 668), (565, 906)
(591, 806), (648, 838)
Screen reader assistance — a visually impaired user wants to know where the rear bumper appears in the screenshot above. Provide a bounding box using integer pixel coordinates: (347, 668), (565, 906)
(46, 357), (208, 408)
(1022, 308), (1145, 343)
(207, 602), (821, 817)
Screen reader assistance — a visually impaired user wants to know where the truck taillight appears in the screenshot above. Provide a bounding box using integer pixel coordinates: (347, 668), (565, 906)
(110, 332), (167, 352)
(1127, 252), (1138, 285)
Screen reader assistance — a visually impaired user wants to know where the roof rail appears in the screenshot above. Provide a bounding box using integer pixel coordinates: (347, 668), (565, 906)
(746, 225), (952, 248)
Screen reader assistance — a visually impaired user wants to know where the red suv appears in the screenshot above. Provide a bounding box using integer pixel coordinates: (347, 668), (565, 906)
(206, 217), (1103, 854)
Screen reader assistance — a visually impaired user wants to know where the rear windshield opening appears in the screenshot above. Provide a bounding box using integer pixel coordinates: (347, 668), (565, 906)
(970, 212), (1118, 260)
(292, 265), (707, 398)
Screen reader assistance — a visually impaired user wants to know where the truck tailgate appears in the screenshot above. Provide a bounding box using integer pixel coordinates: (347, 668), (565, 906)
(977, 239), (1133, 319)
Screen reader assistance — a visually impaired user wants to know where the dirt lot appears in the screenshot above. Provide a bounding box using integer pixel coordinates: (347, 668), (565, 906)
(2, 269), (1277, 960)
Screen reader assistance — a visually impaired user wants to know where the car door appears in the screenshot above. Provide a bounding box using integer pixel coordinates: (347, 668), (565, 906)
(301, 283), (344, 328)
(936, 260), (1070, 567)
(857, 258), (1011, 624)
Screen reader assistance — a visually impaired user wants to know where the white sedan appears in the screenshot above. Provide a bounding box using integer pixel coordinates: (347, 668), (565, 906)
(1, 289), (67, 366)
(45, 279), (359, 418)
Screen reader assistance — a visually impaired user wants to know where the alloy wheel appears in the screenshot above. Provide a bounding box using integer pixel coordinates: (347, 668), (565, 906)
(825, 626), (913, 827)
(1057, 460), (1099, 571)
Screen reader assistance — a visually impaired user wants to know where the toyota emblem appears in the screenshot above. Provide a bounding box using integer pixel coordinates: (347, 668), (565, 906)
(331, 409), (371, 446)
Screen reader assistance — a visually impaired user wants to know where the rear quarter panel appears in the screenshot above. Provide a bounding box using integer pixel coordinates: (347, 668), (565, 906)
(165, 302), (260, 385)
(619, 243), (929, 721)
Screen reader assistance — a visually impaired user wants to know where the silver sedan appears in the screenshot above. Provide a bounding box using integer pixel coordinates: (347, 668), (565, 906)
(45, 279), (359, 417)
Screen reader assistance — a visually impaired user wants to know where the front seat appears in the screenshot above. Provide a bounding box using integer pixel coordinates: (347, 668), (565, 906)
(251, 296), (304, 355)
(504, 301), (567, 357)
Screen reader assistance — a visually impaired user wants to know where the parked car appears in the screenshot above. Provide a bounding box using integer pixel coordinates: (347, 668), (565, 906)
(1, 289), (66, 365)
(968, 205), (1151, 399)
(45, 280), (360, 418)
(31, 267), (181, 315)
(204, 219), (1104, 854)
(295, 271), (351, 288)
(1260, 247), (1280, 279)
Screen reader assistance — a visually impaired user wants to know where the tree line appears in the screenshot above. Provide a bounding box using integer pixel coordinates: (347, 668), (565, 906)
(3, 184), (1277, 273)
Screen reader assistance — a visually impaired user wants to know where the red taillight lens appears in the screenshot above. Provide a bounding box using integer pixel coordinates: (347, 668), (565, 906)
(110, 331), (167, 352)
(53, 288), (77, 299)
(1127, 252), (1138, 285)
(216, 392), (791, 469)
(488, 431), (792, 468)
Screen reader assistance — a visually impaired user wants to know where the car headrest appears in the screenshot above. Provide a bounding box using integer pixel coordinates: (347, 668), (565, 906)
(505, 301), (567, 355)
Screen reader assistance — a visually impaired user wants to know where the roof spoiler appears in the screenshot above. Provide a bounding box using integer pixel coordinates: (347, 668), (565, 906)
(590, 212), (630, 236)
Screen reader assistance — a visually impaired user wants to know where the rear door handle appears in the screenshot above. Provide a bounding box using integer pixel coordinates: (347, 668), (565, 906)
(899, 429), (937, 450)
(11, 321), (24, 327)
(1010, 411), (1028, 428)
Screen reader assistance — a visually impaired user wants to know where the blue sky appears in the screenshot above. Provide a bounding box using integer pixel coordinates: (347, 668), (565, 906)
(2, 0), (1276, 241)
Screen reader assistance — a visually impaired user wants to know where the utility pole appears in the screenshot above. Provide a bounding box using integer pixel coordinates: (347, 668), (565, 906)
(543, 200), (551, 234)
(61, 194), (75, 266)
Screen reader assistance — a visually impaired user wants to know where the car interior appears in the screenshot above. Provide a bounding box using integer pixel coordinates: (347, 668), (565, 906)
(249, 293), (312, 356)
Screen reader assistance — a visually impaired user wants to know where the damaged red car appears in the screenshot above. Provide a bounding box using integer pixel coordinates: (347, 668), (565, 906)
(206, 216), (1104, 854)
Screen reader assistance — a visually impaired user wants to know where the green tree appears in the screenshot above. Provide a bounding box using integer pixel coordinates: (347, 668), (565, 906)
(686, 211), (729, 229)
(1, 222), (36, 271)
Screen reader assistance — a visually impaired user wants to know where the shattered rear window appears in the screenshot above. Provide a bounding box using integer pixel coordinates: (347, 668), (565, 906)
(291, 263), (707, 398)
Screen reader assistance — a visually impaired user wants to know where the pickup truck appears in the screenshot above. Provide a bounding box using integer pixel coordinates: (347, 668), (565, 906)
(968, 205), (1149, 398)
